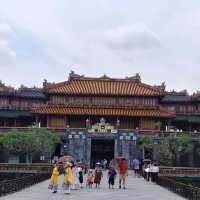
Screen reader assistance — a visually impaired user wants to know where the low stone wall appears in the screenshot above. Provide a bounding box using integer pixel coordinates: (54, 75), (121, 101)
(1, 163), (200, 176)
(0, 163), (53, 173)
(156, 176), (200, 199)
(0, 172), (31, 181)
(0, 172), (50, 197)
(160, 166), (200, 177)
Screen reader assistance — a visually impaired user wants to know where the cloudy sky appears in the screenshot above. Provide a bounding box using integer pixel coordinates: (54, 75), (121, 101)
(0, 0), (199, 93)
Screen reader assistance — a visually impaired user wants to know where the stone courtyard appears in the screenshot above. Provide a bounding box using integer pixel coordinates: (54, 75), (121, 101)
(1, 171), (185, 200)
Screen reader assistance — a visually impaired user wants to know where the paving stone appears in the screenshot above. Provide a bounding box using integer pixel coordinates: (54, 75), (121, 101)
(1, 171), (185, 200)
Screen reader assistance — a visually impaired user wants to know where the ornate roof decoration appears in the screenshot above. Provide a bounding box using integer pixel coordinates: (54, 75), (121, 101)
(154, 82), (166, 92)
(46, 72), (162, 96)
(16, 87), (46, 99)
(162, 89), (192, 102)
(167, 89), (189, 96)
(0, 81), (14, 93)
(68, 70), (85, 81)
(125, 73), (141, 83)
(99, 74), (111, 79)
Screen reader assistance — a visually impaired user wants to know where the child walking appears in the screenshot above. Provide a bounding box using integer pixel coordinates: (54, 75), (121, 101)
(48, 163), (59, 193)
(87, 169), (94, 189)
(94, 163), (103, 188)
(77, 166), (84, 188)
(108, 167), (117, 189)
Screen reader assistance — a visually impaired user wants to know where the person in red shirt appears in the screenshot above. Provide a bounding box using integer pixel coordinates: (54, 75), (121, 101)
(118, 158), (128, 189)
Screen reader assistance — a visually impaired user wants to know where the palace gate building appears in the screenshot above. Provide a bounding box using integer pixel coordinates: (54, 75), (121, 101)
(31, 72), (174, 164)
(0, 71), (200, 164)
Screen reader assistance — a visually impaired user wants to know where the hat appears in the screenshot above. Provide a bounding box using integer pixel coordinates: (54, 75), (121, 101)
(65, 162), (72, 167)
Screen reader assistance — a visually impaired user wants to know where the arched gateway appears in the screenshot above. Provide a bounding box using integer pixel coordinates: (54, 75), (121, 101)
(32, 72), (174, 165)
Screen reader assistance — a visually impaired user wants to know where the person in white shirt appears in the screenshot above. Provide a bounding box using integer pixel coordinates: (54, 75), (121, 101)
(146, 162), (153, 182)
(151, 163), (159, 182)
(143, 164), (149, 181)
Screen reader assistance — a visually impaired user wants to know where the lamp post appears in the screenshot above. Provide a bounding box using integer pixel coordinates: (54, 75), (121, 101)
(116, 119), (120, 129)
(86, 118), (90, 129)
(116, 119), (122, 155)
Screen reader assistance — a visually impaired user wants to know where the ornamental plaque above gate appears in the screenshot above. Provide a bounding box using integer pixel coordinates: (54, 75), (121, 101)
(88, 118), (118, 134)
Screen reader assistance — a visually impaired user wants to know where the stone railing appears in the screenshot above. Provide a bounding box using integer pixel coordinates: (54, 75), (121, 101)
(0, 173), (50, 197)
(1, 163), (200, 176)
(0, 127), (167, 135)
(0, 127), (199, 137)
(0, 163), (53, 173)
(160, 166), (200, 177)
(156, 176), (200, 199)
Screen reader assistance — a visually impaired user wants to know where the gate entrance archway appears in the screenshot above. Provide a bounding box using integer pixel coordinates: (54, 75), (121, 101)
(91, 139), (114, 168)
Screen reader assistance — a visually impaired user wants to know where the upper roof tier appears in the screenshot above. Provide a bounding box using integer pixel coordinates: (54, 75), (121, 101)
(45, 72), (163, 96)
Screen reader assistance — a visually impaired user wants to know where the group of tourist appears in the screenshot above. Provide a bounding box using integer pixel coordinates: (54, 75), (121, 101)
(48, 157), (159, 194)
(48, 158), (129, 194)
(131, 158), (160, 182)
(143, 161), (159, 182)
(49, 161), (83, 194)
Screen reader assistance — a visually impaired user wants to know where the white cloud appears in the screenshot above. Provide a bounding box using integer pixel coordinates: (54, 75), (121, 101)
(103, 24), (161, 51)
(0, 0), (199, 93)
(0, 22), (16, 66)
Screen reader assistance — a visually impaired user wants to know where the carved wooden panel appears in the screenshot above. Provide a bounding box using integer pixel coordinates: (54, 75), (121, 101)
(48, 95), (159, 108)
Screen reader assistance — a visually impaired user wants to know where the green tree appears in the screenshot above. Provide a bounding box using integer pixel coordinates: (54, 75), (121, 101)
(137, 133), (198, 166)
(0, 128), (60, 163)
(154, 133), (194, 166)
(137, 135), (154, 159)
(31, 128), (60, 160)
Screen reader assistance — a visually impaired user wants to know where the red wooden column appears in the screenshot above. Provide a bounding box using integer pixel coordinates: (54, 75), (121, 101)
(47, 115), (50, 128)
(167, 119), (172, 131)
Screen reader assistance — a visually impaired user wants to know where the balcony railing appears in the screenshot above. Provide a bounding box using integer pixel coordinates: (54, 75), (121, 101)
(0, 127), (199, 136)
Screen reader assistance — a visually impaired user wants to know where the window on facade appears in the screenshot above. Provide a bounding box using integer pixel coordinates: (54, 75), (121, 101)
(168, 105), (175, 111)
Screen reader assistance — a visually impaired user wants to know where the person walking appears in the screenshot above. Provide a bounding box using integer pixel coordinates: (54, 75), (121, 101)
(118, 158), (128, 189)
(94, 163), (103, 188)
(103, 159), (107, 170)
(132, 158), (140, 177)
(48, 163), (59, 193)
(77, 166), (84, 188)
(151, 163), (159, 182)
(108, 167), (117, 189)
(87, 169), (94, 189)
(71, 164), (80, 190)
(148, 161), (154, 182)
(62, 162), (73, 194)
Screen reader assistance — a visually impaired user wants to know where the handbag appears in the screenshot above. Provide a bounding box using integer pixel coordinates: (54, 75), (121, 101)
(48, 184), (53, 190)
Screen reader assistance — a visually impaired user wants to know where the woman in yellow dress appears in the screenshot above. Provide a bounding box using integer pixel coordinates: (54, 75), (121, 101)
(62, 162), (73, 194)
(48, 163), (60, 193)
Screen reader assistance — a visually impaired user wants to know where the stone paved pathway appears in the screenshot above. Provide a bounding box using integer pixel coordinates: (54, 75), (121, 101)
(1, 171), (185, 200)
